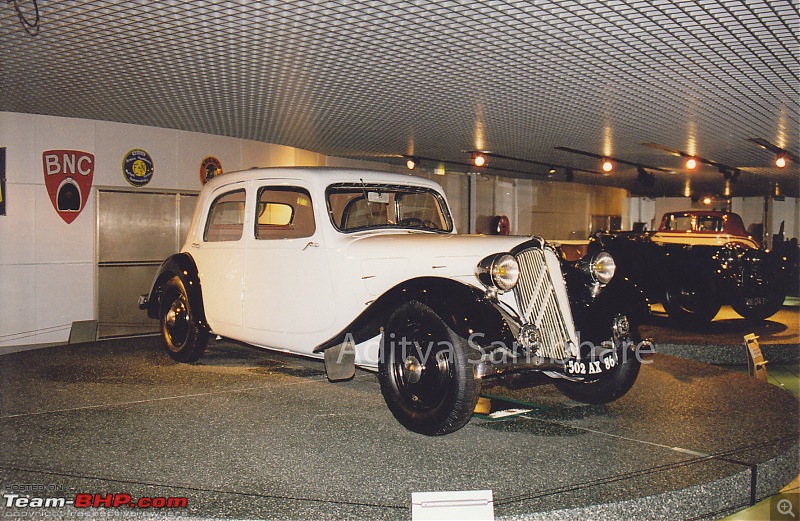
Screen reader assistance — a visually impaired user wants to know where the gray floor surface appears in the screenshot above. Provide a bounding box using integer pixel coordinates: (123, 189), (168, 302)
(0, 337), (797, 520)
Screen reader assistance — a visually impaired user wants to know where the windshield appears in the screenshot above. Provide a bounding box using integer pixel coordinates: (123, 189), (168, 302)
(326, 183), (453, 233)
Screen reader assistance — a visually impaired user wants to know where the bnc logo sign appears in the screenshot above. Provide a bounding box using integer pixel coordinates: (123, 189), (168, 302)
(42, 150), (95, 224)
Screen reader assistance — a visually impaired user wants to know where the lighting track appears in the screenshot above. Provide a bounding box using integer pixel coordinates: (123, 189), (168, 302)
(554, 146), (673, 172)
(470, 151), (605, 176)
(745, 138), (798, 165)
(639, 142), (743, 181)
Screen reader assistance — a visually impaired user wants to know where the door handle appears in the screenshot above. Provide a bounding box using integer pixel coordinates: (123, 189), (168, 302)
(303, 241), (319, 251)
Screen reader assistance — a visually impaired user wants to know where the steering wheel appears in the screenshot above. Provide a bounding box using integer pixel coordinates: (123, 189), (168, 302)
(399, 217), (428, 228)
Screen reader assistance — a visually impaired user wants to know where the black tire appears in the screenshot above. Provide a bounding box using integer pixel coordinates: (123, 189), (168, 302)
(662, 269), (721, 327)
(555, 315), (642, 405)
(378, 301), (481, 436)
(732, 294), (785, 323)
(160, 276), (208, 363)
(731, 259), (788, 323)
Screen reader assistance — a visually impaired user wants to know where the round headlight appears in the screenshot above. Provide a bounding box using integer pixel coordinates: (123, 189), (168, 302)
(476, 253), (520, 292)
(589, 251), (616, 285)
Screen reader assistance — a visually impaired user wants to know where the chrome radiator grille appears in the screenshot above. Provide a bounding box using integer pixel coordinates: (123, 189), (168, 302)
(513, 247), (578, 360)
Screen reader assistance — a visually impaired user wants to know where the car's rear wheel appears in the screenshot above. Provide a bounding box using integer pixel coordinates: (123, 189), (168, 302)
(662, 269), (721, 327)
(379, 301), (481, 436)
(555, 314), (642, 404)
(160, 276), (208, 362)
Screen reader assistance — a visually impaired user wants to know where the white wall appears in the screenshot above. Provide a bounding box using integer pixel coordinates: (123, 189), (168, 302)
(772, 197), (800, 240)
(0, 111), (392, 347)
(472, 175), (628, 240)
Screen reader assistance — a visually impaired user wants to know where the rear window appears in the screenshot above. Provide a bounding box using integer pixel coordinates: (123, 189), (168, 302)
(204, 189), (245, 242)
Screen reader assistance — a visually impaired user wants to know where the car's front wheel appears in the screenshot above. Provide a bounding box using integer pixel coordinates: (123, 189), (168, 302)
(731, 256), (788, 323)
(160, 276), (208, 363)
(554, 315), (642, 404)
(379, 301), (481, 436)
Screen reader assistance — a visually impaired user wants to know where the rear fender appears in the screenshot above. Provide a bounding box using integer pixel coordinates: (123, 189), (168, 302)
(145, 253), (209, 332)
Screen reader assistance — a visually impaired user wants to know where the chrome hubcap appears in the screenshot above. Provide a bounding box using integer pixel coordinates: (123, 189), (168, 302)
(166, 300), (186, 329)
(612, 314), (630, 339)
(403, 355), (423, 384)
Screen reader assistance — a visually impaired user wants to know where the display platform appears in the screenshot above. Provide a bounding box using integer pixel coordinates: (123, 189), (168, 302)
(1, 336), (797, 520)
(641, 304), (800, 364)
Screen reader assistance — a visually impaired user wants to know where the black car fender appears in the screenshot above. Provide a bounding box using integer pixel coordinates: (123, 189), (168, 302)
(314, 277), (515, 354)
(566, 270), (649, 345)
(143, 253), (209, 332)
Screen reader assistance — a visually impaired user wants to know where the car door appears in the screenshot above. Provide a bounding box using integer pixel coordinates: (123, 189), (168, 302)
(242, 183), (336, 352)
(191, 183), (248, 330)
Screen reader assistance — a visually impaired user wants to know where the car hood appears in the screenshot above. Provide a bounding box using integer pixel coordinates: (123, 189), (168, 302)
(341, 232), (536, 295)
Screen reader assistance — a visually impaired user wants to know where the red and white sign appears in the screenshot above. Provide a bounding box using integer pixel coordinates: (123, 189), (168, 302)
(42, 150), (95, 224)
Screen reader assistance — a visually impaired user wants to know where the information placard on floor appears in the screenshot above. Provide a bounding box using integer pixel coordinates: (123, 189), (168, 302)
(412, 489), (494, 521)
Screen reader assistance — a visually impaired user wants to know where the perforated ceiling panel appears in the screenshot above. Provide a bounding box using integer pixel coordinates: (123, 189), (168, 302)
(1, 1), (798, 197)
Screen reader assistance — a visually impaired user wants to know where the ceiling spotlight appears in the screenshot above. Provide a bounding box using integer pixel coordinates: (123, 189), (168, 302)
(548, 166), (557, 176)
(405, 156), (418, 170)
(601, 159), (613, 173)
(702, 196), (712, 205)
(746, 138), (799, 166)
(685, 158), (697, 170)
(472, 152), (487, 167)
(565, 168), (575, 182)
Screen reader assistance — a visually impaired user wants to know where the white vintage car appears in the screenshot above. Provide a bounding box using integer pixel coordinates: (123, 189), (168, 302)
(141, 167), (650, 435)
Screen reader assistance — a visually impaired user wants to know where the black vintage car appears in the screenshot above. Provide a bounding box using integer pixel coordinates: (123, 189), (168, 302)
(594, 211), (792, 327)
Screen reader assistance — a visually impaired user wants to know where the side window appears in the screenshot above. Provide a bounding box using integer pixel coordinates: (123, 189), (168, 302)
(697, 217), (723, 232)
(204, 189), (246, 242)
(256, 186), (315, 240)
(666, 215), (692, 232)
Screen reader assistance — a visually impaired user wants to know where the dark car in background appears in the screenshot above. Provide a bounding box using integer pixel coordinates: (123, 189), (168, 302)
(594, 211), (792, 327)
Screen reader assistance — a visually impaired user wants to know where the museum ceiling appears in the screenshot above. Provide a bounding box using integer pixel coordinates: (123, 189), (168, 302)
(1, 0), (798, 198)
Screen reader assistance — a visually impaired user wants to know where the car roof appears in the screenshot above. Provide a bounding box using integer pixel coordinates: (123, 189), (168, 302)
(663, 211), (730, 217)
(201, 166), (444, 194)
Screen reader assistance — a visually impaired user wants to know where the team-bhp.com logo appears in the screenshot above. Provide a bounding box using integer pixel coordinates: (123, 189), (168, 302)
(3, 492), (188, 510)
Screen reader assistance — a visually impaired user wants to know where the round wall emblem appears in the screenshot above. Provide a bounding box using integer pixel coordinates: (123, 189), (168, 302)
(200, 156), (223, 184)
(123, 149), (154, 187)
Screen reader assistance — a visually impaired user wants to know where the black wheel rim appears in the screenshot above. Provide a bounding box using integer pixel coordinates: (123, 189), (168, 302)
(674, 276), (713, 314)
(164, 294), (190, 350)
(388, 315), (453, 411)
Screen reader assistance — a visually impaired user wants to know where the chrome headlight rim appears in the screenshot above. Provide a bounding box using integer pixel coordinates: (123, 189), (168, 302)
(587, 251), (616, 285)
(476, 253), (520, 293)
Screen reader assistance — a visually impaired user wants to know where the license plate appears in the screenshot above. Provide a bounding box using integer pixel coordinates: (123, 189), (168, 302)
(564, 350), (618, 376)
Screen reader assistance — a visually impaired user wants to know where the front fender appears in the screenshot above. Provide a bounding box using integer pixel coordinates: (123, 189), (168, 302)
(568, 273), (649, 345)
(314, 277), (515, 352)
(144, 253), (208, 332)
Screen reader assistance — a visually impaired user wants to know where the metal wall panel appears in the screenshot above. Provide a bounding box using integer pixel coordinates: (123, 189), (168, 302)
(97, 190), (197, 338)
(98, 191), (177, 263)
